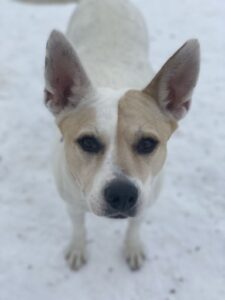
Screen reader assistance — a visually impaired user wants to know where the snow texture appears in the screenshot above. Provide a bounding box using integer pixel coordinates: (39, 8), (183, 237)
(0, 0), (225, 299)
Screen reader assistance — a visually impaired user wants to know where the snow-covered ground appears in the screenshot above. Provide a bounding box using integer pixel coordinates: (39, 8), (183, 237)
(0, 0), (225, 299)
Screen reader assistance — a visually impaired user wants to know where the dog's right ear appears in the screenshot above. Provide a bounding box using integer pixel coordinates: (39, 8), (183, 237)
(44, 30), (92, 115)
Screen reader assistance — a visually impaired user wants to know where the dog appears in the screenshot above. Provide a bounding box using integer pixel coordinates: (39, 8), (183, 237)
(18, 0), (200, 270)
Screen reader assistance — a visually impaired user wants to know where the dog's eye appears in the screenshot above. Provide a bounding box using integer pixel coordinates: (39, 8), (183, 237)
(134, 137), (159, 155)
(77, 135), (104, 154)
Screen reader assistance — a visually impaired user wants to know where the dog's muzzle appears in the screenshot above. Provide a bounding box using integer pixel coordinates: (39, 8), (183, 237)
(103, 179), (138, 218)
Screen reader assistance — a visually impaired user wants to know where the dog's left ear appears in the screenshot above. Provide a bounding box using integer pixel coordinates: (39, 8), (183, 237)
(144, 39), (200, 120)
(44, 30), (93, 115)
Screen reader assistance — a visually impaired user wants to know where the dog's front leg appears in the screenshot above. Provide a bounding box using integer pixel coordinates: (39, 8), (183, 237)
(65, 207), (87, 271)
(124, 217), (145, 271)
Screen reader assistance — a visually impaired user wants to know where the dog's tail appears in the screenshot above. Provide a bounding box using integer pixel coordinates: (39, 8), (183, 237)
(15, 0), (80, 4)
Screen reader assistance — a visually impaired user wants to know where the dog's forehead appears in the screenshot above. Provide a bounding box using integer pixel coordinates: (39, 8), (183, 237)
(60, 88), (175, 143)
(96, 88), (175, 141)
(95, 88), (128, 135)
(118, 90), (176, 140)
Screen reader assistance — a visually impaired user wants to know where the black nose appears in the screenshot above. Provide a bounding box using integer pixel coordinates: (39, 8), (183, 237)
(104, 179), (138, 213)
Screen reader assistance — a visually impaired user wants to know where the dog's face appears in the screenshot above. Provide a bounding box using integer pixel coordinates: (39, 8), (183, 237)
(58, 89), (176, 217)
(45, 31), (200, 218)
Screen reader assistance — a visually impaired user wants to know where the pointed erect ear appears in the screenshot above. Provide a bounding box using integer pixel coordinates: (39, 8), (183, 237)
(144, 39), (200, 121)
(44, 30), (92, 115)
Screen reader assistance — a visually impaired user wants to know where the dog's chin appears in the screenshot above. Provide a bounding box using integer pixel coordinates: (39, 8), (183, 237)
(104, 208), (138, 219)
(108, 214), (128, 219)
(90, 209), (137, 219)
(91, 210), (130, 219)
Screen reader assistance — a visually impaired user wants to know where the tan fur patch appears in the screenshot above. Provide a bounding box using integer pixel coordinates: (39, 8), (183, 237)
(58, 106), (105, 194)
(117, 90), (177, 182)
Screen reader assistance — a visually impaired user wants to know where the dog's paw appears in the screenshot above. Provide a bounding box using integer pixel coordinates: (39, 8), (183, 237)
(124, 242), (146, 271)
(65, 244), (87, 271)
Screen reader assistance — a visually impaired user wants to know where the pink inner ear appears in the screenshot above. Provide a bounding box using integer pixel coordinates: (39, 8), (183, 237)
(166, 97), (191, 118)
(164, 68), (194, 117)
(144, 39), (200, 121)
(45, 52), (75, 107)
(45, 30), (93, 115)
(52, 73), (74, 107)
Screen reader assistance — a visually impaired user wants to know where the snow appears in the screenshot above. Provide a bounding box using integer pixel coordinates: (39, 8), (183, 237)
(0, 0), (225, 299)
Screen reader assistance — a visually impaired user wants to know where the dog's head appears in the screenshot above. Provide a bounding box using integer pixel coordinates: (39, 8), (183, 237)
(44, 31), (200, 218)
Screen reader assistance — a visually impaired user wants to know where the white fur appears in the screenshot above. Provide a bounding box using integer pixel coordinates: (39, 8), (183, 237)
(85, 88), (125, 215)
(66, 0), (153, 89)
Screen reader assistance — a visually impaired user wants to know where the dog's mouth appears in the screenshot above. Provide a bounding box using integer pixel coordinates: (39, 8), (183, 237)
(104, 207), (138, 219)
(109, 213), (128, 219)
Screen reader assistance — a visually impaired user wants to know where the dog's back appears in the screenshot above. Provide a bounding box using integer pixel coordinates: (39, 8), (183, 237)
(66, 0), (153, 89)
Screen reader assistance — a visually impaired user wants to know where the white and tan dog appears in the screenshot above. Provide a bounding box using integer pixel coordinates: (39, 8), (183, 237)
(19, 0), (200, 270)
